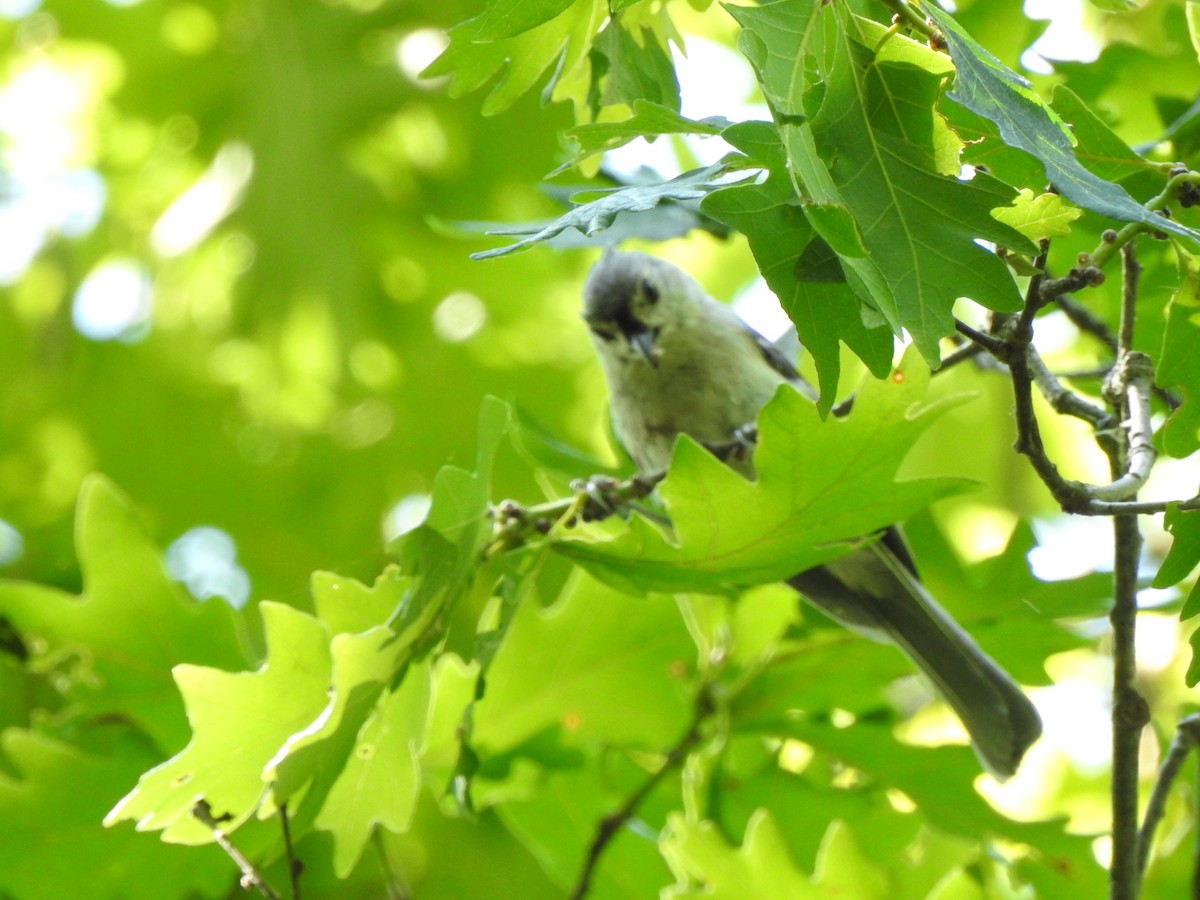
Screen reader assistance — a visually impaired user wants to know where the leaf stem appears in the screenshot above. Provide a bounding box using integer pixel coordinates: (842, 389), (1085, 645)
(879, 0), (935, 37)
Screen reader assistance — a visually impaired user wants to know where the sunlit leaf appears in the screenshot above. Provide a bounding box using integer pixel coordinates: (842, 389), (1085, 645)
(470, 0), (578, 41)
(104, 602), (331, 844)
(992, 189), (1083, 240)
(662, 813), (812, 898)
(471, 571), (693, 754)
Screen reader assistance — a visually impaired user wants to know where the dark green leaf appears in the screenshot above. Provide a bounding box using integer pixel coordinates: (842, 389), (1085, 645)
(588, 20), (680, 117)
(701, 120), (893, 410)
(924, 2), (1200, 247)
(1050, 85), (1159, 185)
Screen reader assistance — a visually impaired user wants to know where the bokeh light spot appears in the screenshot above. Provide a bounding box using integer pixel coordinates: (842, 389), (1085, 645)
(383, 493), (432, 541)
(397, 28), (448, 86)
(71, 257), (153, 341)
(165, 526), (252, 609)
(433, 291), (486, 343)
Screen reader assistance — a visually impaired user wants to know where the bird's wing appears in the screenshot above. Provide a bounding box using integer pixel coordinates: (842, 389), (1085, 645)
(744, 325), (818, 400)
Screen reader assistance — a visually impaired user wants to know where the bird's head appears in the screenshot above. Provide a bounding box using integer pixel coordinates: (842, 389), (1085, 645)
(582, 249), (689, 366)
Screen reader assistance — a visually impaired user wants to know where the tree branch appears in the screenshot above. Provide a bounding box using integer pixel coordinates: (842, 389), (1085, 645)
(1138, 714), (1200, 875)
(1110, 508), (1149, 900)
(1109, 240), (1151, 900)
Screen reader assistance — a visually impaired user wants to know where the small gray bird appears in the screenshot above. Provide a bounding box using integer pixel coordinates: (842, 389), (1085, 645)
(583, 248), (1042, 780)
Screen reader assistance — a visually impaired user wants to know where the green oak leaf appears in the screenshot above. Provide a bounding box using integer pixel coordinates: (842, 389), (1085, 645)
(313, 663), (432, 877)
(467, 163), (745, 259)
(470, 571), (694, 754)
(310, 566), (408, 637)
(266, 571), (440, 843)
(702, 120), (893, 411)
(424, 0), (604, 116)
(1049, 86), (1159, 185)
(104, 602), (332, 844)
(809, 9), (1034, 362)
(471, 0), (578, 41)
(992, 189), (1083, 241)
(725, 0), (887, 295)
(565, 99), (729, 166)
(0, 476), (248, 755)
(1155, 506), (1200, 675)
(924, 2), (1200, 248)
(555, 350), (973, 594)
(661, 810), (851, 899)
(0, 729), (231, 899)
(588, 20), (679, 118)
(1158, 251), (1200, 458)
(728, 1), (1033, 364)
(1156, 507), (1200, 593)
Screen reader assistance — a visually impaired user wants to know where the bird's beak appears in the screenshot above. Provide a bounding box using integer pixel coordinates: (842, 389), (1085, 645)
(630, 329), (660, 367)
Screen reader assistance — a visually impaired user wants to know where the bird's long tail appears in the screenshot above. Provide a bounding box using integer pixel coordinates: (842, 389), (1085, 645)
(789, 541), (1042, 780)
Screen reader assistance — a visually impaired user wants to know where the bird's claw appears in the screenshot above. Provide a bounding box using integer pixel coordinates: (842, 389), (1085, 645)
(569, 475), (622, 522)
(728, 425), (758, 462)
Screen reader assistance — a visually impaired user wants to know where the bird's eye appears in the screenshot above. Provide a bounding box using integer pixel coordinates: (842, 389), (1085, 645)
(642, 280), (660, 304)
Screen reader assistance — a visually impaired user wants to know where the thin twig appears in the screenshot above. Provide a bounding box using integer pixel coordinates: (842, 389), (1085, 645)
(1027, 347), (1114, 430)
(570, 688), (715, 900)
(1095, 352), (1157, 502)
(1138, 715), (1200, 874)
(1119, 245), (1140, 353)
(955, 318), (1009, 358)
(1074, 495), (1200, 516)
(279, 802), (302, 900)
(193, 801), (281, 900)
(1057, 294), (1120, 352)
